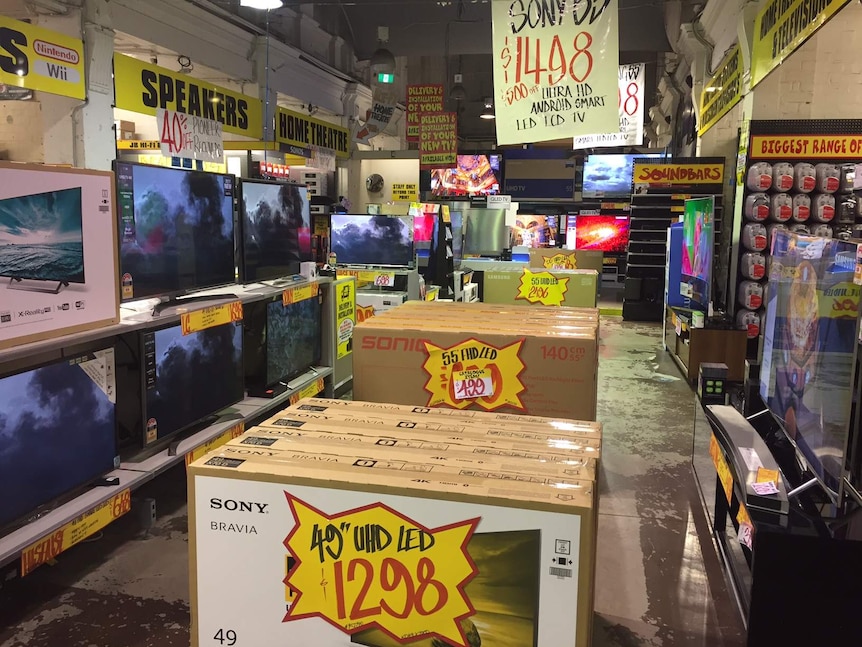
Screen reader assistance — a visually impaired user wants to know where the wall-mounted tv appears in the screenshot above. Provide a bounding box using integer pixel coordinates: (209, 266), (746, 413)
(0, 348), (117, 536)
(574, 215), (630, 253)
(115, 162), (236, 302)
(239, 179), (312, 283)
(330, 214), (415, 268)
(760, 230), (860, 500)
(0, 187), (85, 288)
(351, 529), (541, 647)
(582, 153), (664, 198)
(244, 293), (322, 396)
(512, 215), (559, 248)
(681, 197), (714, 307)
(430, 154), (502, 196)
(140, 320), (244, 446)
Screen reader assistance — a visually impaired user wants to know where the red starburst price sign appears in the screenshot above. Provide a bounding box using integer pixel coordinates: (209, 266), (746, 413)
(283, 495), (479, 646)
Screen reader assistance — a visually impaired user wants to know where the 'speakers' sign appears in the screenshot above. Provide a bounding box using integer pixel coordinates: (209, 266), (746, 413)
(114, 54), (262, 139)
(0, 15), (86, 100)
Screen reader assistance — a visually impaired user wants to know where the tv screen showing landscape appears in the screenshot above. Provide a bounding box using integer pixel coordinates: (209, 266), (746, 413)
(0, 187), (85, 284)
(240, 180), (312, 283)
(266, 297), (322, 386)
(115, 162), (236, 301)
(330, 215), (414, 268)
(0, 350), (116, 534)
(582, 154), (663, 198)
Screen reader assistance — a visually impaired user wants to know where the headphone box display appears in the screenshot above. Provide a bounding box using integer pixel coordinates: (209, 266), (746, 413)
(0, 163), (120, 350)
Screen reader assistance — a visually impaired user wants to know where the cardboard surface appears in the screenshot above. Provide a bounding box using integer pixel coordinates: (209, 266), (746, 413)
(0, 163), (120, 349)
(482, 269), (598, 308)
(529, 249), (604, 274)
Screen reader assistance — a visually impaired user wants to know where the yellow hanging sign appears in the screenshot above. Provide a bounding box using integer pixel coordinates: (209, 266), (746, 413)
(699, 45), (742, 136)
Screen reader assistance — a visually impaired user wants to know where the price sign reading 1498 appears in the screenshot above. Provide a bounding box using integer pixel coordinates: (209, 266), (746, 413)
(499, 34), (594, 101)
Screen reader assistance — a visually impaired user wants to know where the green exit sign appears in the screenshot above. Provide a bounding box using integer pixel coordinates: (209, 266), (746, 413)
(377, 73), (395, 84)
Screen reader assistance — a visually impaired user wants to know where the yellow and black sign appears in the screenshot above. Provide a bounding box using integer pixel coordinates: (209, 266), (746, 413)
(750, 134), (862, 159)
(751, 0), (851, 88)
(117, 140), (161, 151)
(633, 162), (725, 186)
(275, 106), (349, 159)
(699, 45), (742, 137)
(0, 15), (85, 100)
(392, 183), (419, 202)
(113, 54), (263, 139)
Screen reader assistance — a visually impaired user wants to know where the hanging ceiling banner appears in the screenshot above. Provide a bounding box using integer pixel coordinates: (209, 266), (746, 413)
(113, 54), (263, 139)
(572, 63), (645, 149)
(0, 15), (86, 100)
(156, 108), (223, 162)
(751, 0), (851, 88)
(407, 84), (444, 142)
(419, 112), (458, 170)
(491, 0), (620, 146)
(355, 85), (399, 144)
(275, 106), (350, 159)
(698, 45), (742, 137)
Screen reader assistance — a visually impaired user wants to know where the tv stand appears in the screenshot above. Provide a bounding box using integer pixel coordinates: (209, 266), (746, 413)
(7, 277), (70, 294)
(664, 307), (746, 383)
(152, 293), (239, 316)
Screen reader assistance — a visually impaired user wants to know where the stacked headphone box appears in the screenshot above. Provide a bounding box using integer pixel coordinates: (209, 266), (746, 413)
(738, 160), (858, 340)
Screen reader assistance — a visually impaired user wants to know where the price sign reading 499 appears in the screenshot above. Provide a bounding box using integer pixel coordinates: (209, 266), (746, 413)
(491, 0), (621, 146)
(284, 495), (480, 646)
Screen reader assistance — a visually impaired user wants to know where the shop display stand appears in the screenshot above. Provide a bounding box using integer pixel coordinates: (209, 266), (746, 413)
(731, 119), (862, 358)
(426, 213), (456, 299)
(0, 278), (341, 573)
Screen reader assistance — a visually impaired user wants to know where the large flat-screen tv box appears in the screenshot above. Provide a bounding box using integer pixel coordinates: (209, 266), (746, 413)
(481, 269), (599, 308)
(353, 314), (598, 420)
(356, 290), (408, 317)
(189, 428), (597, 647)
(0, 163), (119, 350)
(528, 249), (603, 274)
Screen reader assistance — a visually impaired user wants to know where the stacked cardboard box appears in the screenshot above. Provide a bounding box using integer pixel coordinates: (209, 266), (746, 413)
(189, 397), (601, 647)
(481, 268), (599, 308)
(352, 301), (600, 421)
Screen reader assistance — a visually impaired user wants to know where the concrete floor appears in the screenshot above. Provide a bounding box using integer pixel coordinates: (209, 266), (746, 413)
(0, 318), (745, 647)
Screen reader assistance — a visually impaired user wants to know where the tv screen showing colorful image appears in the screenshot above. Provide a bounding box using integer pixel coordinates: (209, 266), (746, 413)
(681, 196), (714, 306)
(582, 153), (663, 198)
(115, 162), (236, 301)
(0, 187), (85, 284)
(239, 180), (312, 283)
(0, 349), (117, 535)
(331, 215), (414, 268)
(575, 216), (630, 253)
(414, 212), (436, 243)
(431, 155), (501, 196)
(512, 215), (559, 248)
(760, 231), (860, 497)
(352, 529), (541, 647)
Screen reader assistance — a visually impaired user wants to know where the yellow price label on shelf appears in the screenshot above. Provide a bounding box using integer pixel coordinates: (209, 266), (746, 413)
(283, 495), (479, 644)
(185, 423), (245, 467)
(21, 489), (132, 577)
(710, 433), (734, 504)
(283, 282), (319, 306)
(337, 270), (396, 287)
(180, 301), (243, 335)
(289, 378), (325, 405)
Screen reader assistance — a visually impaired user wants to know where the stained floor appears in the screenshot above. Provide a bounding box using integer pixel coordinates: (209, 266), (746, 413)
(0, 319), (746, 647)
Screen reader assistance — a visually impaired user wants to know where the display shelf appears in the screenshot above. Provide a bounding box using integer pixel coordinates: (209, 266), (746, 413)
(0, 468), (148, 570)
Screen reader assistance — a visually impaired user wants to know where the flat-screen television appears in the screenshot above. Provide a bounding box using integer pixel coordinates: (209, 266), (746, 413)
(0, 348), (117, 536)
(574, 215), (630, 253)
(430, 154), (502, 196)
(451, 210), (464, 267)
(582, 153), (664, 198)
(512, 215), (559, 248)
(115, 162), (236, 302)
(244, 293), (322, 394)
(464, 209), (508, 257)
(330, 214), (414, 268)
(760, 230), (860, 499)
(0, 187), (85, 285)
(681, 197), (714, 307)
(351, 529), (541, 647)
(239, 179), (312, 283)
(413, 212), (436, 244)
(141, 320), (244, 446)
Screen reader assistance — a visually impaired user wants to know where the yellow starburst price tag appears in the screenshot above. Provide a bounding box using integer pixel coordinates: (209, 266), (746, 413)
(283, 496), (479, 646)
(517, 270), (569, 306)
(542, 253), (577, 270)
(422, 338), (526, 411)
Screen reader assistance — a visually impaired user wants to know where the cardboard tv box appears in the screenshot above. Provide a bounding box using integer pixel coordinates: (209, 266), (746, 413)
(392, 300), (601, 322)
(231, 426), (599, 480)
(353, 317), (599, 420)
(0, 163), (120, 350)
(189, 447), (597, 647)
(529, 248), (604, 274)
(481, 269), (598, 308)
(223, 434), (596, 486)
(264, 401), (603, 440)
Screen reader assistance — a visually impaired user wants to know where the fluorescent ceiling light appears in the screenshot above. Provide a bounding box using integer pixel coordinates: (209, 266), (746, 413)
(240, 0), (284, 9)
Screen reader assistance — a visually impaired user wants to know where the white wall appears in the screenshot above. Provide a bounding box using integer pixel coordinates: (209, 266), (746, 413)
(347, 154), (420, 213)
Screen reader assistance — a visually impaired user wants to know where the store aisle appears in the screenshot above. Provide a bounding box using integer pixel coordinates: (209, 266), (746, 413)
(0, 319), (745, 647)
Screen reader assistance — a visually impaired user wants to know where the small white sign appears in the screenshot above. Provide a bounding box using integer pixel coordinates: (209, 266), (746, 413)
(572, 63), (645, 150)
(453, 368), (494, 401)
(157, 108), (223, 162)
(487, 194), (512, 209)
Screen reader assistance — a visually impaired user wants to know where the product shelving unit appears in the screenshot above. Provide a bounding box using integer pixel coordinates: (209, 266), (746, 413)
(0, 278), (343, 573)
